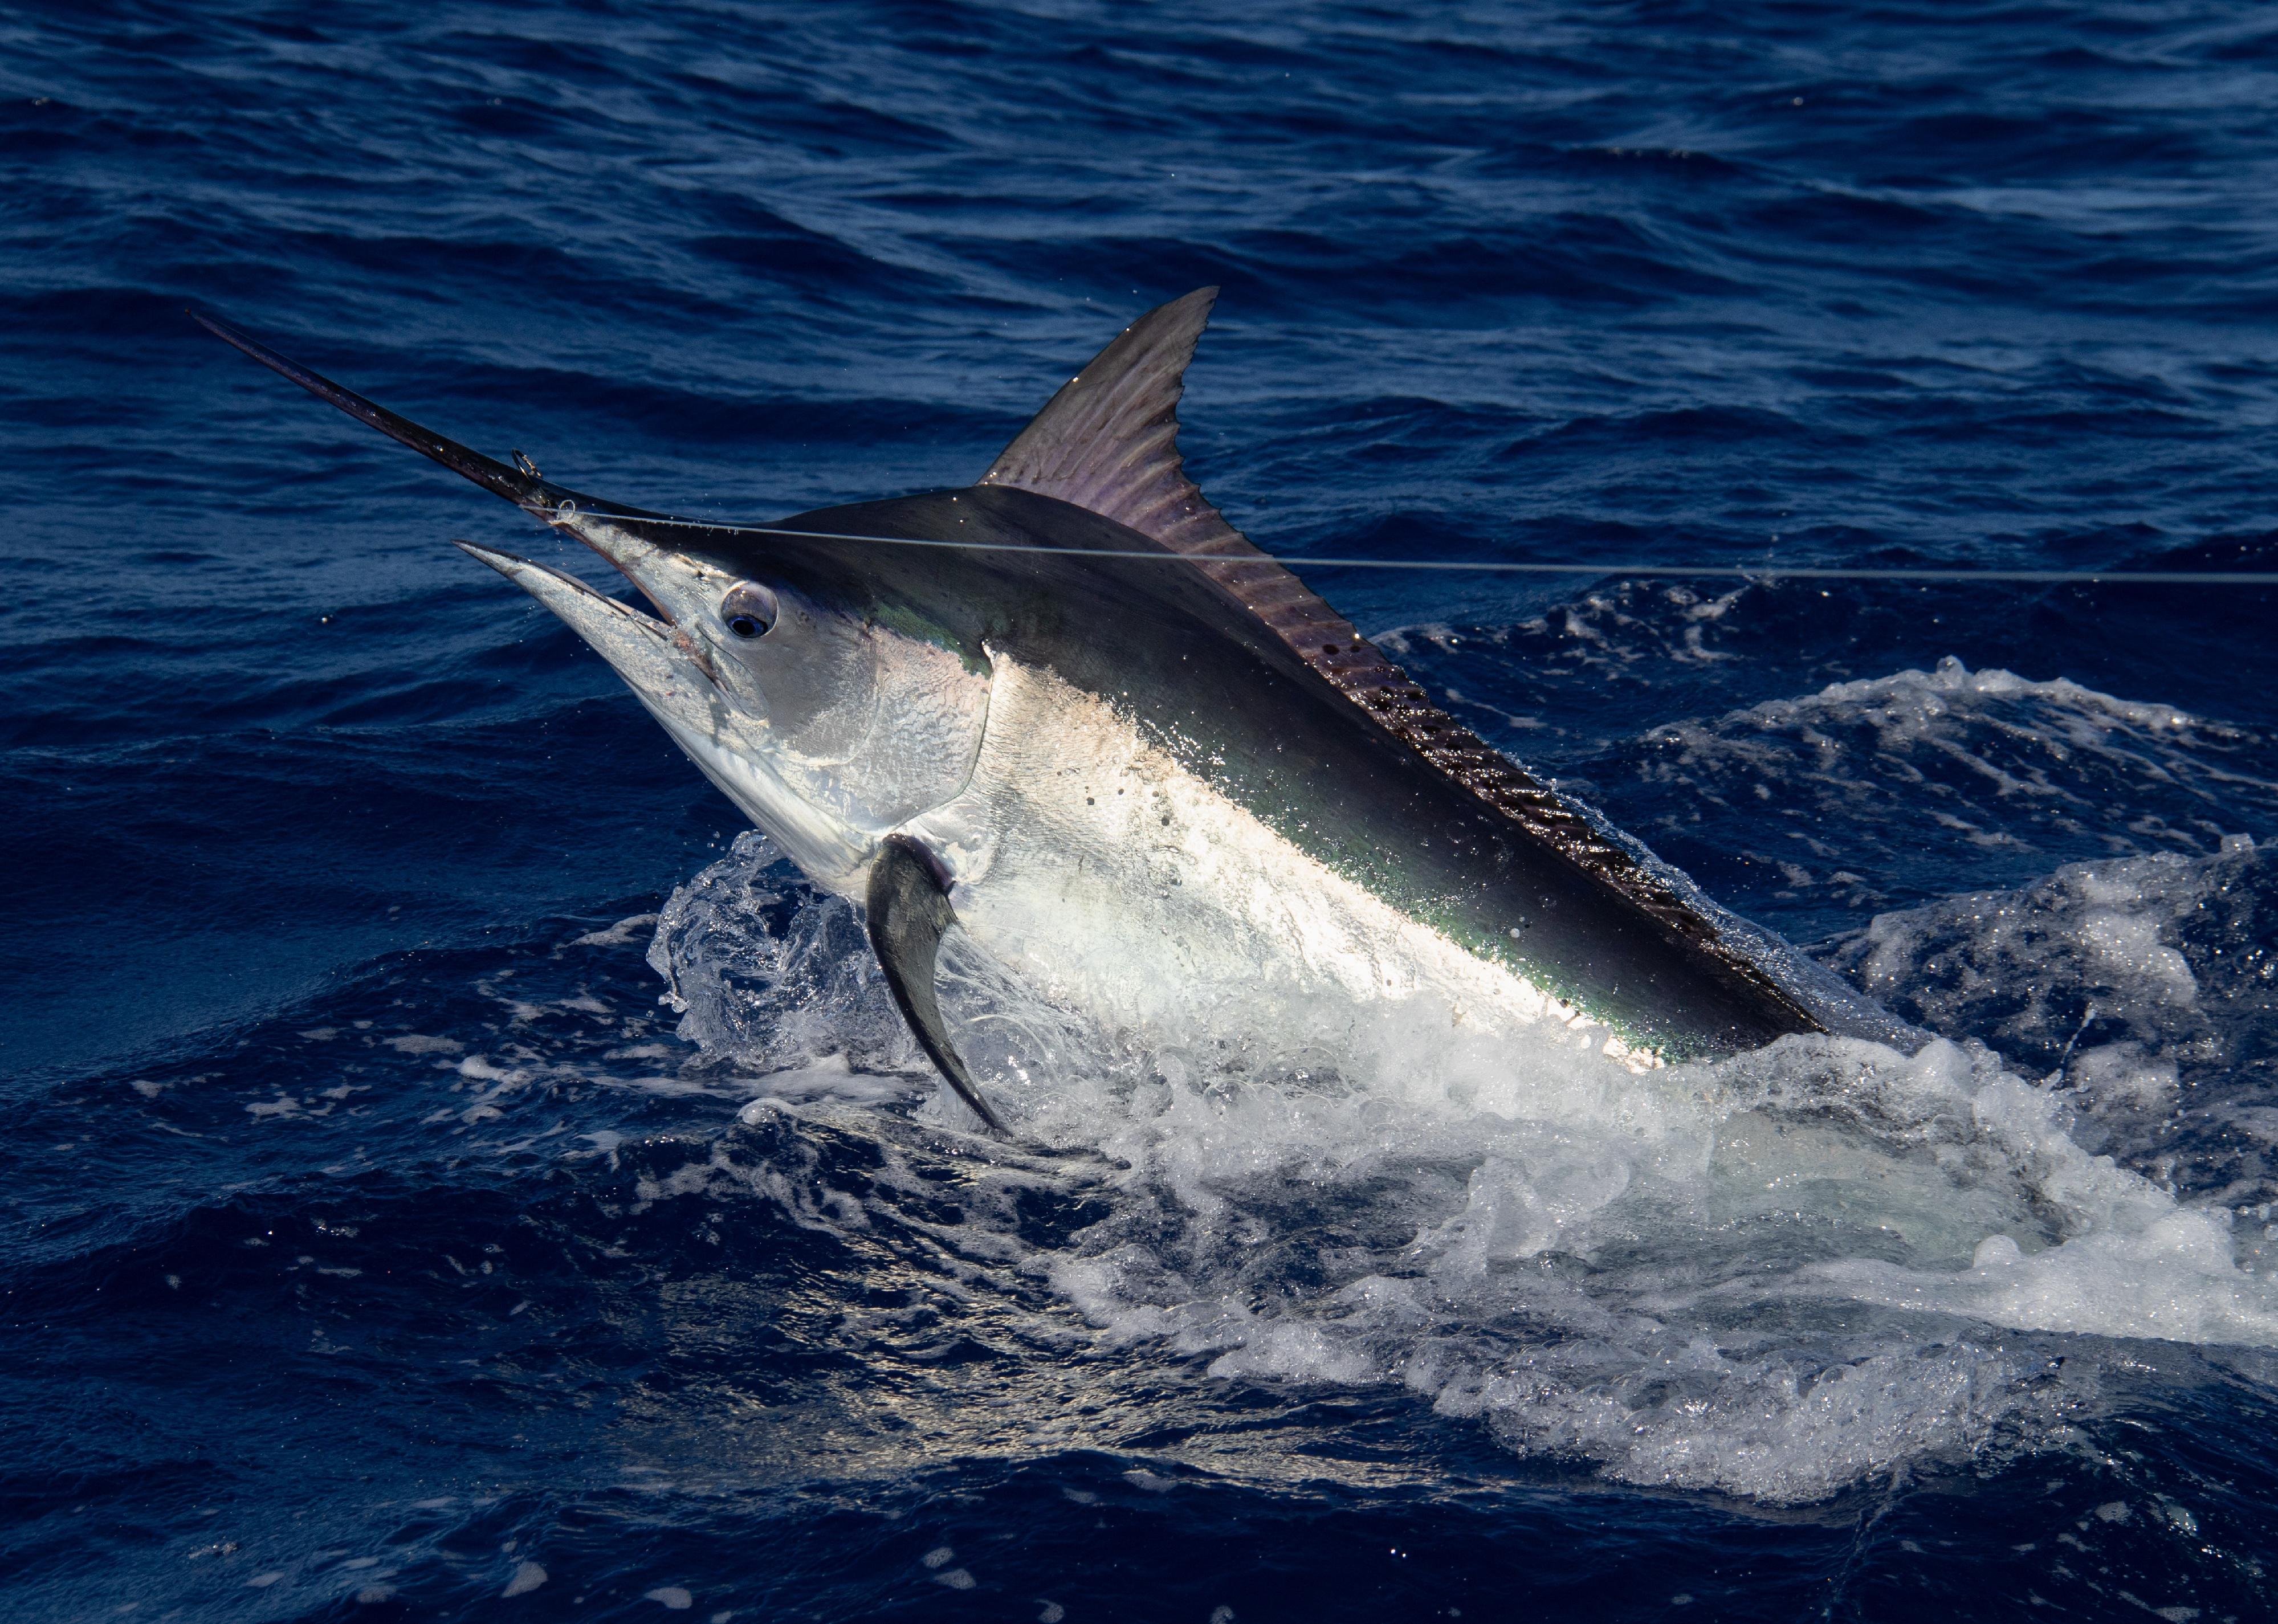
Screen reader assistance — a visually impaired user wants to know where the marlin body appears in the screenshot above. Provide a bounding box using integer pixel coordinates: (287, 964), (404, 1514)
(201, 291), (1860, 1131)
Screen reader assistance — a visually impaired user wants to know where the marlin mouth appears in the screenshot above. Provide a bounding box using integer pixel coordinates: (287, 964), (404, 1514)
(449, 537), (670, 646)
(536, 509), (728, 684)
(458, 531), (723, 689)
(449, 539), (724, 721)
(560, 522), (686, 636)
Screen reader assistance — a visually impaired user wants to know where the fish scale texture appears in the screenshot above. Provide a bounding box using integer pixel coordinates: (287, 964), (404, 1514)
(7, 2), (2278, 1622)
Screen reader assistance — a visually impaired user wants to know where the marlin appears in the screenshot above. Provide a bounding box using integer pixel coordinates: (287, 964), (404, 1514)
(199, 291), (1868, 1131)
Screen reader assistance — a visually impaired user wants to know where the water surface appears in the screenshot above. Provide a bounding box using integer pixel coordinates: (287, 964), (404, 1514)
(6, 2), (2278, 1618)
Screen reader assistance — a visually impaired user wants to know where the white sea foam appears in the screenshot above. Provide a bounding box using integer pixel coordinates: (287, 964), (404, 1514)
(635, 662), (2277, 1504)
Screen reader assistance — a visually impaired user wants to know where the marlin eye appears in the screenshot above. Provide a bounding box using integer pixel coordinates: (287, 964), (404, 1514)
(720, 581), (779, 639)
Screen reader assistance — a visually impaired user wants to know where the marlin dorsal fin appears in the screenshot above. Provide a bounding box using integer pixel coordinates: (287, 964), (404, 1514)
(981, 289), (1395, 692)
(983, 289), (1639, 893)
(980, 287), (1241, 557)
(980, 292), (1794, 994)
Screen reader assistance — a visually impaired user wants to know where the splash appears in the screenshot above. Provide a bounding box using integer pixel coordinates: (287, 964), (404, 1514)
(646, 816), (2278, 1503)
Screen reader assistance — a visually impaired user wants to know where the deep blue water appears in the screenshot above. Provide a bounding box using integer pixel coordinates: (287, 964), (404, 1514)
(9, 2), (2278, 1618)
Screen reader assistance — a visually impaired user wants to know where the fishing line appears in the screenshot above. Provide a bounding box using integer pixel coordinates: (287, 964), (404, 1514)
(543, 507), (2278, 587)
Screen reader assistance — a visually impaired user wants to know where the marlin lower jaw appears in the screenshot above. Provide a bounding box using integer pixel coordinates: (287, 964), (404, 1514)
(453, 539), (694, 687)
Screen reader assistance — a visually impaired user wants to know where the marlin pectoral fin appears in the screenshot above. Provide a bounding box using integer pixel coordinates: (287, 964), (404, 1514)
(866, 836), (1006, 1135)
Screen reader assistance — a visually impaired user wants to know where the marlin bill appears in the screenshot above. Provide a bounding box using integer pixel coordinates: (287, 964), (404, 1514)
(198, 291), (1894, 1132)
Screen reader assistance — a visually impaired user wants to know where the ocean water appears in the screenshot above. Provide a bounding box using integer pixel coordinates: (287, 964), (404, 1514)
(7, 1), (2278, 1618)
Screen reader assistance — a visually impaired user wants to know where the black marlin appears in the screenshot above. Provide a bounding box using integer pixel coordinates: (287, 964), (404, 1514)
(198, 291), (1882, 1131)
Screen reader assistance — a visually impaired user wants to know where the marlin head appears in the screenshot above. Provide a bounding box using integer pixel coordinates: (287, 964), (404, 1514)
(459, 512), (1010, 1132)
(194, 309), (994, 899)
(451, 516), (993, 899)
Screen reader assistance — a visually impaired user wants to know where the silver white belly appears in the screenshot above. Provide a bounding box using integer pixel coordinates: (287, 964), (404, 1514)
(905, 654), (1653, 1071)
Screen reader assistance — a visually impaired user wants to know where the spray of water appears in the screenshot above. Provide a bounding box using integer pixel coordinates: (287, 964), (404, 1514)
(642, 790), (2275, 1504)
